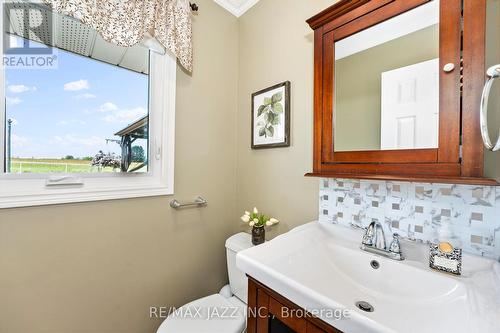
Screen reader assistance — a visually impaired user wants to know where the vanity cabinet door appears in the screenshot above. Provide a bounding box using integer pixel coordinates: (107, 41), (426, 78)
(306, 323), (328, 333)
(247, 277), (343, 333)
(268, 297), (307, 333)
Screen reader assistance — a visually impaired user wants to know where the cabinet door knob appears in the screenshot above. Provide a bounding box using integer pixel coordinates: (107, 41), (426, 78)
(443, 63), (455, 73)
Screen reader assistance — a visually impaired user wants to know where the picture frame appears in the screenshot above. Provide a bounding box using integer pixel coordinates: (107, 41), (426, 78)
(251, 81), (290, 149)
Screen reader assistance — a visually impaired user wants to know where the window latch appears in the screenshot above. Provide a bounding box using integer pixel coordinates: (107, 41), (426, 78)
(46, 176), (84, 187)
(154, 139), (162, 160)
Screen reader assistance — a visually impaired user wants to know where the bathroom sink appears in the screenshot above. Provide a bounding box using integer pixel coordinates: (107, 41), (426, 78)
(236, 222), (500, 333)
(324, 241), (466, 302)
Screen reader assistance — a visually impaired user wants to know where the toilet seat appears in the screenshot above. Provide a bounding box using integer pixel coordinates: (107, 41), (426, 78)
(156, 294), (246, 333)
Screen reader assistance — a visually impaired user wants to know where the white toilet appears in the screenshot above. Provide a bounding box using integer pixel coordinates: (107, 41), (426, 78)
(156, 232), (253, 333)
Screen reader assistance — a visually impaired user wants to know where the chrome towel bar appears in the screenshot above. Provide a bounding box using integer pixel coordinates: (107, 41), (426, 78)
(170, 196), (207, 209)
(480, 64), (500, 152)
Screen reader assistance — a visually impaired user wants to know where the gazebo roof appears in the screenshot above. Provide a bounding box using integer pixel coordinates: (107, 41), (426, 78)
(114, 115), (148, 139)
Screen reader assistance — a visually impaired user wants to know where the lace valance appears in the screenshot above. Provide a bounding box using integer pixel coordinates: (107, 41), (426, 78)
(43, 0), (193, 72)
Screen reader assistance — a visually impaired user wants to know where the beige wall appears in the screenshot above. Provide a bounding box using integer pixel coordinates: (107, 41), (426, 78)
(484, 0), (500, 181)
(236, 0), (339, 239)
(335, 25), (439, 151)
(0, 1), (239, 332)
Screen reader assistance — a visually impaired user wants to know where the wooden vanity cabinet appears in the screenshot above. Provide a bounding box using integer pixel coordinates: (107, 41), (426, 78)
(305, 0), (498, 185)
(247, 277), (343, 333)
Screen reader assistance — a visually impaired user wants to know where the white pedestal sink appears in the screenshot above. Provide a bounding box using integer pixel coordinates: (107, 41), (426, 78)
(236, 221), (500, 333)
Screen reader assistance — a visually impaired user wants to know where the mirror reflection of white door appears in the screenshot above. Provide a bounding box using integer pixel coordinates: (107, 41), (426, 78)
(380, 58), (439, 150)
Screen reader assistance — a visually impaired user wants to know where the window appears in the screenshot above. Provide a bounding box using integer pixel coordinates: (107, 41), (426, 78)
(5, 35), (150, 174)
(0, 1), (176, 208)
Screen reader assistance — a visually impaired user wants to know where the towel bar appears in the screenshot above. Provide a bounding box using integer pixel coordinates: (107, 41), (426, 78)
(170, 196), (207, 209)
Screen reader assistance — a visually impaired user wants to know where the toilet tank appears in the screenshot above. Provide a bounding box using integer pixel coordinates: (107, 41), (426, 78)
(225, 233), (253, 303)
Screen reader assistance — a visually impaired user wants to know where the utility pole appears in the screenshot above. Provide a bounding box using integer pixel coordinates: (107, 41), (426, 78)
(7, 118), (12, 173)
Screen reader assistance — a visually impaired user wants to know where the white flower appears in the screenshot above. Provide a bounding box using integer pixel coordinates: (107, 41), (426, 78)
(253, 218), (259, 223)
(241, 215), (250, 223)
(245, 211), (251, 216)
(249, 221), (255, 227)
(253, 207), (259, 214)
(266, 220), (273, 227)
(269, 218), (279, 225)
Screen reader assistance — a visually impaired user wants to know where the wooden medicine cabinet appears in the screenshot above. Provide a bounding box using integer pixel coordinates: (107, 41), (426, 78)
(306, 0), (499, 185)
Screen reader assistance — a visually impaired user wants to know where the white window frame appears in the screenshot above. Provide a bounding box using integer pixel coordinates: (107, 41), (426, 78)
(0, 19), (176, 208)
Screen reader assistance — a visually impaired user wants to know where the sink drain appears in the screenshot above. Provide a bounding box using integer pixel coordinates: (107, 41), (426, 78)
(355, 301), (374, 312)
(370, 260), (380, 269)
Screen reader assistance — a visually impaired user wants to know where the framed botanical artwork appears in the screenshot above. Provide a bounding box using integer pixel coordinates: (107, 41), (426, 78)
(251, 81), (291, 149)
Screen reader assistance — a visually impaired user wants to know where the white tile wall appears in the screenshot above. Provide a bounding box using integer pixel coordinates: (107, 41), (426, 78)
(319, 178), (500, 260)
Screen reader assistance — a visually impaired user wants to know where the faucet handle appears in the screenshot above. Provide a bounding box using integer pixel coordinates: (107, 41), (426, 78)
(389, 233), (402, 254)
(362, 221), (376, 246)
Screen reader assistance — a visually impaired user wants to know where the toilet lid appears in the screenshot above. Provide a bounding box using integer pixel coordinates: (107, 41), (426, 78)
(156, 294), (246, 333)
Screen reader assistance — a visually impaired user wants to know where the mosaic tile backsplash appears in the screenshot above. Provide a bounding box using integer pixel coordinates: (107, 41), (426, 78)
(318, 178), (500, 261)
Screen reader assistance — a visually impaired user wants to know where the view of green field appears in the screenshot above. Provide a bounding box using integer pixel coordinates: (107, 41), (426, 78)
(10, 158), (118, 173)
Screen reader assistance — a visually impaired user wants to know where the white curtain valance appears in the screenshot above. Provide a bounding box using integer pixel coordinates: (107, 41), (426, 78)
(43, 0), (193, 72)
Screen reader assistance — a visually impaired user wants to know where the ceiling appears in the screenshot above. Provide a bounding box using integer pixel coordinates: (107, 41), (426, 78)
(214, 0), (260, 17)
(4, 0), (149, 74)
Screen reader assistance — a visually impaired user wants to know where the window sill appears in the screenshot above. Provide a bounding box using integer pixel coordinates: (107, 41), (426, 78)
(0, 183), (174, 209)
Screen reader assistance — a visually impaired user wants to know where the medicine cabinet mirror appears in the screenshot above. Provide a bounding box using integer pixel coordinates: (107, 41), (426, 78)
(334, 2), (439, 152)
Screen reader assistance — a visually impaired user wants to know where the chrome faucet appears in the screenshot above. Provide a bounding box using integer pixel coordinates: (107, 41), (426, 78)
(361, 221), (404, 261)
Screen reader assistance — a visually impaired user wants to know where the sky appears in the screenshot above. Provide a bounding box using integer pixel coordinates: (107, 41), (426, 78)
(5, 38), (149, 159)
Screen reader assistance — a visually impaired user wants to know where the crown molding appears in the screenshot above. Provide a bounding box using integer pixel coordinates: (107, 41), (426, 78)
(306, 0), (370, 29)
(214, 0), (260, 17)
